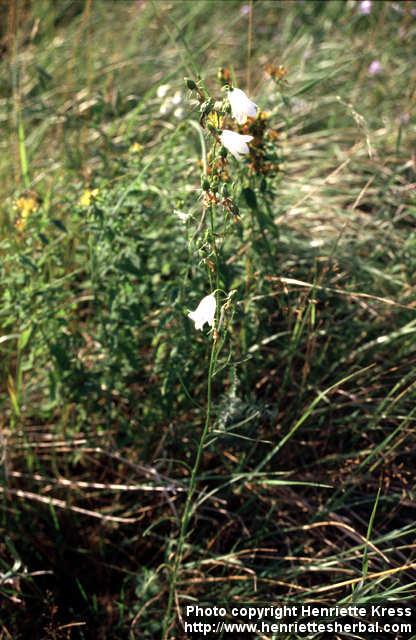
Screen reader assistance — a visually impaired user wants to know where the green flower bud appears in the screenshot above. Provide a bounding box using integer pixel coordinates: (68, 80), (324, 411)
(185, 78), (197, 90)
(201, 177), (210, 191)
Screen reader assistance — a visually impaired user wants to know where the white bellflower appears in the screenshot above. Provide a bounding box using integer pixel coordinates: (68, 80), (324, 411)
(188, 294), (216, 331)
(220, 130), (253, 161)
(227, 88), (257, 124)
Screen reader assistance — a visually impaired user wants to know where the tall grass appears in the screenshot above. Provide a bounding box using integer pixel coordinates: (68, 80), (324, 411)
(0, 1), (415, 638)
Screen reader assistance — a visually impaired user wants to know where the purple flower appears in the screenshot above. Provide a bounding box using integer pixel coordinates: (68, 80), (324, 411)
(359, 0), (372, 15)
(240, 3), (251, 16)
(368, 60), (382, 76)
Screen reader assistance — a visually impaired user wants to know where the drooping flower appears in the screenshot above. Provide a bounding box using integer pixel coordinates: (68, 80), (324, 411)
(358, 0), (372, 15)
(368, 60), (382, 76)
(227, 87), (258, 124)
(220, 130), (253, 161)
(188, 294), (216, 331)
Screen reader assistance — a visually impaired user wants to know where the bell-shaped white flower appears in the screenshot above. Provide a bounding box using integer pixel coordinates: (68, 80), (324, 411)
(228, 88), (257, 124)
(188, 293), (216, 331)
(220, 129), (253, 161)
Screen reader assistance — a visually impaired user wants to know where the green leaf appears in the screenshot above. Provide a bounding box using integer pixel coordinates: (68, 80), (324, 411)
(242, 187), (258, 211)
(18, 326), (32, 351)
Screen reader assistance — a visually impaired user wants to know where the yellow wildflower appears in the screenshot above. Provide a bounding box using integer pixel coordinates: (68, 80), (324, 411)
(14, 196), (38, 217)
(13, 195), (39, 231)
(129, 142), (143, 154)
(257, 110), (271, 121)
(79, 188), (99, 207)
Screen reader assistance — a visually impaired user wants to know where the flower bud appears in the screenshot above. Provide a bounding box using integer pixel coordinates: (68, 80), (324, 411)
(185, 78), (197, 90)
(217, 67), (231, 86)
(201, 177), (210, 191)
(210, 177), (219, 192)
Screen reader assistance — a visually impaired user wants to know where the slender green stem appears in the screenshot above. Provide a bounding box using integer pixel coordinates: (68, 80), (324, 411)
(162, 88), (221, 640)
(17, 116), (30, 189)
(162, 339), (217, 638)
(209, 206), (220, 296)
